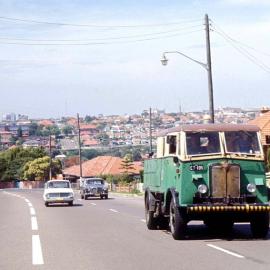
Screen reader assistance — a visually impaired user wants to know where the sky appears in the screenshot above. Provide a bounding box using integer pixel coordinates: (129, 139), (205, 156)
(0, 0), (270, 118)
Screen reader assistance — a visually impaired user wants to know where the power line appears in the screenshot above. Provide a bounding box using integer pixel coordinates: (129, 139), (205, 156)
(0, 15), (202, 28)
(211, 21), (270, 57)
(211, 21), (270, 73)
(0, 29), (202, 46)
(214, 30), (270, 73)
(0, 24), (203, 42)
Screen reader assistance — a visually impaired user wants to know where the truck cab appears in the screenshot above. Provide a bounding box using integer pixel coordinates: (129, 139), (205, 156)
(144, 124), (270, 239)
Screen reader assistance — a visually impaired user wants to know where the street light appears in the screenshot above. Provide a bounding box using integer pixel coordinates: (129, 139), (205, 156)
(161, 14), (214, 123)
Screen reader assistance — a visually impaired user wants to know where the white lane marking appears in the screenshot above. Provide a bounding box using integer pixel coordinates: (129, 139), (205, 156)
(141, 219), (146, 223)
(28, 202), (33, 207)
(109, 209), (119, 213)
(31, 216), (38, 231)
(32, 235), (44, 265)
(78, 199), (82, 201)
(91, 203), (97, 206)
(207, 244), (245, 259)
(25, 199), (30, 203)
(30, 207), (36, 216)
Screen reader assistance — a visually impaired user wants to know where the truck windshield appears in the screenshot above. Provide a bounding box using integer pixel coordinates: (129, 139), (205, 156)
(186, 132), (221, 155)
(224, 131), (260, 154)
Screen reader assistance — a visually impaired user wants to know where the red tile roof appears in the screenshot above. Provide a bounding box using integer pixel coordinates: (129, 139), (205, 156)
(80, 124), (97, 130)
(249, 111), (270, 145)
(38, 119), (54, 127)
(63, 156), (143, 177)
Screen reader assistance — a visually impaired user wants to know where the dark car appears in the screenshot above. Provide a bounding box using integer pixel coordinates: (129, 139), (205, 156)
(80, 178), (109, 200)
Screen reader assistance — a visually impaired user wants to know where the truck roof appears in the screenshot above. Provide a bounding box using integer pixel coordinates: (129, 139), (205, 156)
(157, 123), (260, 137)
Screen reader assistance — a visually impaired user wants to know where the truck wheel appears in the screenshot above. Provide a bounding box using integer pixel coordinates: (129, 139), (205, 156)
(250, 212), (269, 238)
(169, 200), (186, 240)
(145, 194), (157, 230)
(69, 201), (73, 206)
(81, 194), (84, 199)
(45, 202), (49, 207)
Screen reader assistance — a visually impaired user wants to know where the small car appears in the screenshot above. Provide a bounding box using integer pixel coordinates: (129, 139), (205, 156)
(80, 178), (108, 200)
(43, 180), (74, 206)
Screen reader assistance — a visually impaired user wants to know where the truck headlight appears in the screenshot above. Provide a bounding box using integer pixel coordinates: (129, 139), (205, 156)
(247, 183), (256, 193)
(198, 184), (208, 194)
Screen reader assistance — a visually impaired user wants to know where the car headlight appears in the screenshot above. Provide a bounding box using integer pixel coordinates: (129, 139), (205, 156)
(198, 184), (208, 194)
(247, 183), (256, 193)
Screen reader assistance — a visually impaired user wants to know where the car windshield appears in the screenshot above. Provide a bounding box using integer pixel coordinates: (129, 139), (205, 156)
(86, 180), (103, 185)
(224, 131), (260, 154)
(48, 181), (70, 188)
(186, 132), (221, 156)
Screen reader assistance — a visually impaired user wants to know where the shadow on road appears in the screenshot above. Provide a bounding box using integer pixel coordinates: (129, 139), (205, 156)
(161, 223), (270, 241)
(83, 197), (115, 201)
(46, 203), (83, 207)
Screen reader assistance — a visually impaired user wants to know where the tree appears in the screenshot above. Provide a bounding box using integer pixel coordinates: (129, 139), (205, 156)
(62, 125), (74, 136)
(0, 157), (7, 180)
(85, 115), (95, 123)
(23, 156), (62, 181)
(17, 127), (23, 138)
(29, 122), (39, 136)
(82, 149), (99, 160)
(133, 149), (142, 161)
(120, 154), (135, 178)
(0, 147), (47, 181)
(96, 133), (110, 146)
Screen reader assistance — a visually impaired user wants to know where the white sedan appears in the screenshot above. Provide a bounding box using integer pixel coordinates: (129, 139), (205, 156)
(43, 180), (74, 207)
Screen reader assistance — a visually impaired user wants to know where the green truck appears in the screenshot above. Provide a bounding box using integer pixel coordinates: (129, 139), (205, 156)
(144, 124), (270, 239)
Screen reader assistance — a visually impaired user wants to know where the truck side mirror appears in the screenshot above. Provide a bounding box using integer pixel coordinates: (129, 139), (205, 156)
(173, 156), (179, 164)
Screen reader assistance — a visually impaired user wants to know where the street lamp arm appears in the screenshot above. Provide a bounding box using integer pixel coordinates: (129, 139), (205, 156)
(163, 51), (208, 70)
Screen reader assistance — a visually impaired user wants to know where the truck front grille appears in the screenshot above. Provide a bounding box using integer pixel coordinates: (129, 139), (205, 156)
(211, 163), (240, 198)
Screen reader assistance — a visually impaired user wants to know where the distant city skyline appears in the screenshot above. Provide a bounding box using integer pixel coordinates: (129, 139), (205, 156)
(1, 1), (270, 118)
(1, 105), (264, 121)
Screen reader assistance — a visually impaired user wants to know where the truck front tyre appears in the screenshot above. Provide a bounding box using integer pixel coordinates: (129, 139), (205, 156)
(250, 212), (269, 238)
(145, 196), (157, 230)
(169, 200), (186, 240)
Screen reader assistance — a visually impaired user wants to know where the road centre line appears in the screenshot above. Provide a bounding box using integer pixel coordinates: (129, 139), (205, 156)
(207, 244), (245, 259)
(91, 203), (97, 206)
(31, 216), (38, 230)
(109, 209), (119, 213)
(141, 219), (146, 223)
(30, 207), (36, 216)
(27, 202), (33, 207)
(32, 235), (44, 265)
(25, 198), (30, 203)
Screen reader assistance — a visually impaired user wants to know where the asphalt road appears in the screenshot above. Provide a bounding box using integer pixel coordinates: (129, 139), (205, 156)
(1, 189), (270, 270)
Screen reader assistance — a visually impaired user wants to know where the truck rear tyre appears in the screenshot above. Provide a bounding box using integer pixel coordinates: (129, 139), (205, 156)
(250, 212), (269, 238)
(169, 200), (186, 240)
(145, 194), (157, 230)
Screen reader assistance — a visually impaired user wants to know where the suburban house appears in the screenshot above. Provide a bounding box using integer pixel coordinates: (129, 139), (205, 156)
(63, 155), (143, 181)
(249, 107), (270, 165)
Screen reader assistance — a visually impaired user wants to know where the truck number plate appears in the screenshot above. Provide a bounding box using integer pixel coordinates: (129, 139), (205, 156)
(190, 165), (204, 171)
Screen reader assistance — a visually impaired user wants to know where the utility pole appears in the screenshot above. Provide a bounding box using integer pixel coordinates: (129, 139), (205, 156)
(149, 107), (153, 154)
(77, 113), (83, 179)
(205, 14), (214, 123)
(49, 134), (52, 180)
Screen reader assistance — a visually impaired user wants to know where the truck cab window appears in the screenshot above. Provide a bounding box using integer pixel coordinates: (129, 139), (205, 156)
(167, 135), (176, 154)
